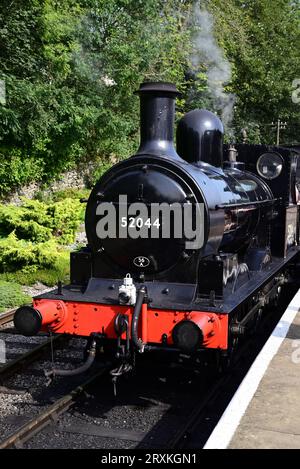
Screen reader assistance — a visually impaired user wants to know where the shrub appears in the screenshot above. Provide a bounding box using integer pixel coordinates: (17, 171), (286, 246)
(46, 188), (90, 203)
(0, 232), (65, 272)
(0, 250), (70, 287)
(0, 203), (52, 242)
(0, 147), (44, 196)
(0, 197), (83, 244)
(35, 187), (89, 202)
(46, 198), (84, 243)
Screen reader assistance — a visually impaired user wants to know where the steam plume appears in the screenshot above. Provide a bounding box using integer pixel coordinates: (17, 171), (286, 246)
(190, 1), (235, 130)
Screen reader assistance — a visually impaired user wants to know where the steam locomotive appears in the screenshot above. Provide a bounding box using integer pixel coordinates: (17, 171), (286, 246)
(14, 82), (300, 378)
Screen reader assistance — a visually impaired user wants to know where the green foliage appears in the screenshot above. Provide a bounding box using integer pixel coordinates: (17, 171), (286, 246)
(0, 250), (70, 286)
(0, 0), (299, 195)
(0, 147), (44, 195)
(35, 187), (90, 210)
(50, 188), (90, 203)
(0, 188), (85, 285)
(0, 197), (83, 244)
(0, 185), (84, 285)
(0, 280), (30, 312)
(0, 232), (63, 272)
(46, 198), (83, 243)
(0, 0), (191, 194)
(207, 0), (300, 143)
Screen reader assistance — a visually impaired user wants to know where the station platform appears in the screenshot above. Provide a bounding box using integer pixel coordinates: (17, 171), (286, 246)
(204, 288), (300, 449)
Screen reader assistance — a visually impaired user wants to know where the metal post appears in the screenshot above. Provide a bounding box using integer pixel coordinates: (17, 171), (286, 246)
(271, 119), (287, 146)
(277, 119), (280, 146)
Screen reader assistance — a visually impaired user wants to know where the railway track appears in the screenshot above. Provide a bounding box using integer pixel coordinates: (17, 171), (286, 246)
(11, 347), (252, 450)
(0, 288), (295, 449)
(0, 308), (69, 385)
(12, 337), (267, 449)
(164, 346), (252, 448)
(0, 309), (16, 327)
(0, 335), (64, 385)
(0, 365), (110, 449)
(164, 295), (295, 449)
(0, 325), (256, 449)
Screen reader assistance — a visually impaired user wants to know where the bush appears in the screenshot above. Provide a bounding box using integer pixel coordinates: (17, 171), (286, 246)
(0, 197), (83, 244)
(0, 147), (44, 196)
(41, 188), (90, 203)
(46, 198), (84, 243)
(0, 280), (31, 312)
(0, 232), (67, 272)
(0, 250), (70, 287)
(0, 189), (88, 287)
(0, 203), (52, 242)
(0, 190), (86, 285)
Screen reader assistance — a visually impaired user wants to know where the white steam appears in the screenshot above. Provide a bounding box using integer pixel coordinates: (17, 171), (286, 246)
(190, 1), (235, 129)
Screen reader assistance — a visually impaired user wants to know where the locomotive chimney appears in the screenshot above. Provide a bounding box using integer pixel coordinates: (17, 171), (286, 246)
(134, 82), (181, 159)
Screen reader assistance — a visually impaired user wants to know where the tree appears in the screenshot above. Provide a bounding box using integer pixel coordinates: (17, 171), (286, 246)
(0, 0), (191, 194)
(1, 0), (299, 196)
(207, 0), (300, 143)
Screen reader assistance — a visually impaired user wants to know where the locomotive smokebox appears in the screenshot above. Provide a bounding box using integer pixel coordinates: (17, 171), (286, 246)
(134, 82), (181, 159)
(176, 109), (224, 167)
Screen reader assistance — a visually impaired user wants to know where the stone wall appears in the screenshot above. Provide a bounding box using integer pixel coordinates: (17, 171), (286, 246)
(4, 163), (97, 205)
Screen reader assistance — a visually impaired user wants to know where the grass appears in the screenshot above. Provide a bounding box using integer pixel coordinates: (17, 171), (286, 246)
(0, 280), (31, 312)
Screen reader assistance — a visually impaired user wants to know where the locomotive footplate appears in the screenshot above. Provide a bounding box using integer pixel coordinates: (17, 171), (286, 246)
(14, 248), (297, 353)
(34, 248), (300, 314)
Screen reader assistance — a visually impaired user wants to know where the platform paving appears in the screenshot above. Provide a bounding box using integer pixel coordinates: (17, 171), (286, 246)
(229, 307), (300, 448)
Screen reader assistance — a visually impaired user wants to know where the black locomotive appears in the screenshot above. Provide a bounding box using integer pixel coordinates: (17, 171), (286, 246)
(14, 82), (300, 375)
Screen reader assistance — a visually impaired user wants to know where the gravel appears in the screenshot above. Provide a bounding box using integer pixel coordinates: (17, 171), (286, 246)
(22, 282), (54, 298)
(0, 333), (210, 449)
(23, 362), (211, 449)
(0, 330), (89, 442)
